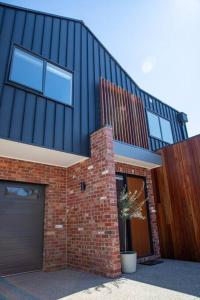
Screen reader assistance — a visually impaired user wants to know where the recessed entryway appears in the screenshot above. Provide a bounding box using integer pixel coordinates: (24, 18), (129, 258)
(116, 174), (153, 257)
(0, 181), (45, 276)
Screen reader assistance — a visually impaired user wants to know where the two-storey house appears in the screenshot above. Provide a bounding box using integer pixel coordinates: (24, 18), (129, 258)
(0, 2), (188, 277)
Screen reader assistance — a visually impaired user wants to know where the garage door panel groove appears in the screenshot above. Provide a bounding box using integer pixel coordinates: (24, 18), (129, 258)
(0, 181), (45, 276)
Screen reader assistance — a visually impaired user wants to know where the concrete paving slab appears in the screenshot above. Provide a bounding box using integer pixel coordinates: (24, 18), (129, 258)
(0, 259), (199, 300)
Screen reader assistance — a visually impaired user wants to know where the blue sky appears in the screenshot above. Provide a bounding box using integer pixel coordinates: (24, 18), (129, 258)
(2, 0), (200, 136)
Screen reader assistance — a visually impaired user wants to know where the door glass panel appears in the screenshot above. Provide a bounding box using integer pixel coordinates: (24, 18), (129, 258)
(116, 176), (127, 252)
(10, 48), (43, 91)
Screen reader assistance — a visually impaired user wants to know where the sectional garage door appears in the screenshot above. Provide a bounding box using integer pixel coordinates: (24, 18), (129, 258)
(0, 181), (45, 276)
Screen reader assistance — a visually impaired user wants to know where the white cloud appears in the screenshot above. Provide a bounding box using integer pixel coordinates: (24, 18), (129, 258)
(141, 57), (156, 74)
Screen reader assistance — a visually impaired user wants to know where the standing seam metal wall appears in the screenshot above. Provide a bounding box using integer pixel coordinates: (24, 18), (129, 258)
(0, 4), (187, 155)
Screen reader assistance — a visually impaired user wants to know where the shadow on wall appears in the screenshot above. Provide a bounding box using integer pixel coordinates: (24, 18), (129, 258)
(0, 259), (200, 299)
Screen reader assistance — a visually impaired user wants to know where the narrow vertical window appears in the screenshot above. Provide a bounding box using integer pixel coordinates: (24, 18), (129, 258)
(147, 111), (162, 140)
(160, 118), (173, 143)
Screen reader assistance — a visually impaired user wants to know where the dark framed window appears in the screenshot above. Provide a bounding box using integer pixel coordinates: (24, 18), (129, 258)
(44, 63), (72, 104)
(9, 46), (72, 105)
(9, 48), (43, 92)
(147, 111), (173, 144)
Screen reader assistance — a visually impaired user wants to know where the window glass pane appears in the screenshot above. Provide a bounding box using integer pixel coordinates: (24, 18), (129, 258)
(10, 48), (43, 91)
(5, 187), (39, 198)
(147, 111), (162, 139)
(44, 63), (72, 104)
(160, 117), (173, 143)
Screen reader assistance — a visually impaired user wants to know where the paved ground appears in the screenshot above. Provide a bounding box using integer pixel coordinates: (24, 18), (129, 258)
(0, 259), (199, 300)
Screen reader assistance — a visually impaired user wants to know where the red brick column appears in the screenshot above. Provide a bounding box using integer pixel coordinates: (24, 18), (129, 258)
(66, 126), (121, 277)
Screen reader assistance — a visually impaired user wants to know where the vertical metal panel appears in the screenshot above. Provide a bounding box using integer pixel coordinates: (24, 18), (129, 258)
(87, 32), (95, 133)
(50, 18), (60, 62)
(66, 21), (74, 70)
(110, 58), (117, 85)
(33, 97), (46, 145)
(99, 46), (106, 78)
(22, 12), (35, 49)
(59, 19), (68, 65)
(9, 89), (26, 139)
(44, 101), (55, 148)
(21, 94), (36, 143)
(54, 103), (64, 149)
(0, 87), (15, 137)
(41, 16), (52, 58)
(72, 22), (81, 153)
(105, 52), (111, 81)
(94, 39), (101, 134)
(121, 71), (126, 90)
(80, 25), (88, 154)
(116, 64), (122, 87)
(0, 3), (188, 157)
(126, 77), (131, 93)
(0, 6), (5, 35)
(32, 14), (45, 54)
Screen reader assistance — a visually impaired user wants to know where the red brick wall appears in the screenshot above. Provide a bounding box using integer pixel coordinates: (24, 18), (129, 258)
(66, 127), (121, 277)
(116, 163), (160, 259)
(0, 157), (67, 271)
(0, 126), (160, 277)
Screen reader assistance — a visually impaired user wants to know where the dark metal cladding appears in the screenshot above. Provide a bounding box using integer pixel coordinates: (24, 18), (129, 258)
(0, 3), (188, 156)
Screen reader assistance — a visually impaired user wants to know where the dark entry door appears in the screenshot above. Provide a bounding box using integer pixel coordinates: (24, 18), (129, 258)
(0, 181), (45, 276)
(127, 176), (152, 257)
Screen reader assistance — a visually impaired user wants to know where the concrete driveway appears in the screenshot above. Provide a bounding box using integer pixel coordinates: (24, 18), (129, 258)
(0, 259), (200, 300)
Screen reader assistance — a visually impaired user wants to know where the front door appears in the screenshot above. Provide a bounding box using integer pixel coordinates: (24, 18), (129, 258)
(127, 176), (152, 257)
(116, 174), (152, 257)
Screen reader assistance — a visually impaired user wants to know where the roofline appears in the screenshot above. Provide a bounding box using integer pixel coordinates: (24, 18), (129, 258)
(0, 2), (185, 114)
(139, 88), (180, 114)
(0, 1), (84, 24)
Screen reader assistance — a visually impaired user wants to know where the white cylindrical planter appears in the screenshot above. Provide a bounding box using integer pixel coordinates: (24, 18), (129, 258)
(121, 251), (137, 273)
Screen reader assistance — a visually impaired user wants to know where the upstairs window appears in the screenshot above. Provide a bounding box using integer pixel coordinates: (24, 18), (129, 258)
(147, 111), (173, 144)
(159, 117), (173, 144)
(10, 48), (43, 91)
(147, 112), (162, 140)
(44, 63), (72, 104)
(9, 47), (72, 105)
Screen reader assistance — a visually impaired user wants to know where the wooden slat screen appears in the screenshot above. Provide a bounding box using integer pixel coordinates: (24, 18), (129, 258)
(100, 78), (149, 148)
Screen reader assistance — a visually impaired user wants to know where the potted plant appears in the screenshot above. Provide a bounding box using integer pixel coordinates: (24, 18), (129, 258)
(118, 184), (147, 273)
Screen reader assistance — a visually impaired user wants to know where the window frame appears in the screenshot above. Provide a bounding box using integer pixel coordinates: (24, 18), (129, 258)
(146, 110), (174, 144)
(7, 44), (74, 107)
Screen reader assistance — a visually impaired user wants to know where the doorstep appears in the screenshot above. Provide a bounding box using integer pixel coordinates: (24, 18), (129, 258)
(137, 255), (160, 263)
